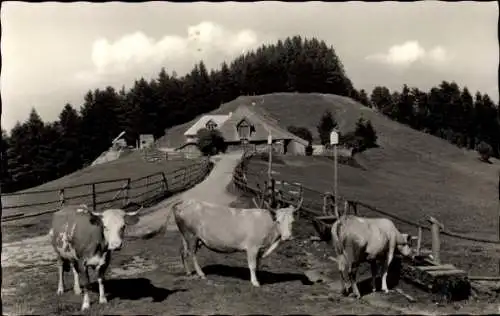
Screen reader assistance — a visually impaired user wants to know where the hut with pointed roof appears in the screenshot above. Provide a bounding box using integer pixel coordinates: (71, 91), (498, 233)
(216, 104), (309, 154)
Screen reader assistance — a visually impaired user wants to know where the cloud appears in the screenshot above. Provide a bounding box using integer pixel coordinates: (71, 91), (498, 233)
(75, 21), (259, 84)
(365, 40), (453, 68)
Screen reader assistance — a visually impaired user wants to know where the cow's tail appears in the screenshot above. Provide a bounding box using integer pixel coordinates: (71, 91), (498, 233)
(163, 199), (184, 237)
(331, 219), (346, 259)
(171, 199), (184, 219)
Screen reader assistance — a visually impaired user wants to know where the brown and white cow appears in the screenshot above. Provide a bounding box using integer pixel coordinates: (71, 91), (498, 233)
(172, 197), (303, 287)
(49, 204), (140, 311)
(329, 215), (413, 299)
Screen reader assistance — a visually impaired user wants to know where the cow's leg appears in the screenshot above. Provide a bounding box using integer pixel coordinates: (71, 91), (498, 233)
(182, 235), (205, 279)
(370, 260), (378, 293)
(56, 257), (65, 295)
(70, 261), (82, 295)
(247, 247), (260, 287)
(77, 262), (91, 311)
(178, 232), (192, 276)
(381, 249), (394, 293)
(97, 255), (110, 304)
(350, 263), (361, 299)
(190, 242), (206, 279)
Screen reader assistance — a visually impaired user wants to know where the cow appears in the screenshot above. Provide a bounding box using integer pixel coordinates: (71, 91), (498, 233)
(329, 215), (413, 299)
(49, 204), (141, 311)
(171, 196), (303, 287)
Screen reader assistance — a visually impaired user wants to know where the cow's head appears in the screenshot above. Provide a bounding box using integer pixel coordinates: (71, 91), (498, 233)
(90, 208), (141, 250)
(396, 233), (413, 257)
(275, 197), (303, 241)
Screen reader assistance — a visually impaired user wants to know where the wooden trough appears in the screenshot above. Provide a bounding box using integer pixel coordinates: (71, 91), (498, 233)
(400, 255), (470, 301)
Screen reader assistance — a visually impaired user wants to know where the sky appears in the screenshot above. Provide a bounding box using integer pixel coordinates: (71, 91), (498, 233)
(1, 1), (498, 132)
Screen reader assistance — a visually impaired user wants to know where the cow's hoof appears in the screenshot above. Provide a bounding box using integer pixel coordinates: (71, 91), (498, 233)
(382, 288), (389, 294)
(99, 296), (108, 304)
(372, 287), (377, 293)
(81, 304), (90, 311)
(74, 287), (82, 295)
(251, 282), (261, 287)
(57, 288), (64, 295)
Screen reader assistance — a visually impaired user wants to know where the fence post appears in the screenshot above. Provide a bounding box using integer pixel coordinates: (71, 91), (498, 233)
(352, 202), (358, 216)
(162, 172), (169, 193)
(146, 174), (150, 202)
(416, 227), (423, 256)
(125, 178), (131, 205)
(92, 183), (97, 211)
(59, 189), (65, 206)
(182, 167), (187, 186)
(427, 216), (444, 264)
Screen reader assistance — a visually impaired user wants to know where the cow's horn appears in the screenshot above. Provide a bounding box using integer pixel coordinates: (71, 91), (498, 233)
(295, 197), (304, 211)
(90, 210), (103, 217)
(126, 207), (142, 216)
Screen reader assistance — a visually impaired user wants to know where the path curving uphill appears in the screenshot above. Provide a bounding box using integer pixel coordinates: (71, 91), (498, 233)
(1, 151), (244, 269)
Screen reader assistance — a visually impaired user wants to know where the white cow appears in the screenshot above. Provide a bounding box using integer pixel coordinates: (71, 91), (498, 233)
(50, 204), (140, 311)
(329, 215), (413, 298)
(172, 197), (303, 287)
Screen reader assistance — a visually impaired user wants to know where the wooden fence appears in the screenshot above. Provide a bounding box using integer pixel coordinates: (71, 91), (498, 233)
(232, 148), (500, 279)
(2, 158), (212, 222)
(142, 147), (202, 162)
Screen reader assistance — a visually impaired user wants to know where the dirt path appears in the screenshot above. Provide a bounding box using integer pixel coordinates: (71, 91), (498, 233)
(1, 151), (243, 269)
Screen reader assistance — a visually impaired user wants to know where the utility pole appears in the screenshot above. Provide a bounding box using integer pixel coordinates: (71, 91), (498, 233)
(330, 130), (339, 218)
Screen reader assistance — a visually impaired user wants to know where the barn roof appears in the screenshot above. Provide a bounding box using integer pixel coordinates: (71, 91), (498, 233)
(184, 115), (231, 136)
(217, 105), (309, 145)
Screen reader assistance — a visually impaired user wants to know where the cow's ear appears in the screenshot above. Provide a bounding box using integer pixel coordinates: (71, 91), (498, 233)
(125, 214), (140, 226)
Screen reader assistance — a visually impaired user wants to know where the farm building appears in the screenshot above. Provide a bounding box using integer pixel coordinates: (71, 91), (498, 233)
(164, 104), (309, 155)
(183, 114), (232, 143)
(139, 134), (155, 149)
(215, 104), (309, 154)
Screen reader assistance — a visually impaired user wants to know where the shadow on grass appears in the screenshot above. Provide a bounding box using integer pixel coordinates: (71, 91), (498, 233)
(202, 264), (313, 286)
(93, 278), (185, 302)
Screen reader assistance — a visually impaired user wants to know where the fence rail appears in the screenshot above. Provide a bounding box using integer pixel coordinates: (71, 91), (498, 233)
(2, 158), (212, 222)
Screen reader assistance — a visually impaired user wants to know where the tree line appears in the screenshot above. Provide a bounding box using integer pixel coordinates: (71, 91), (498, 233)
(1, 35), (498, 193)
